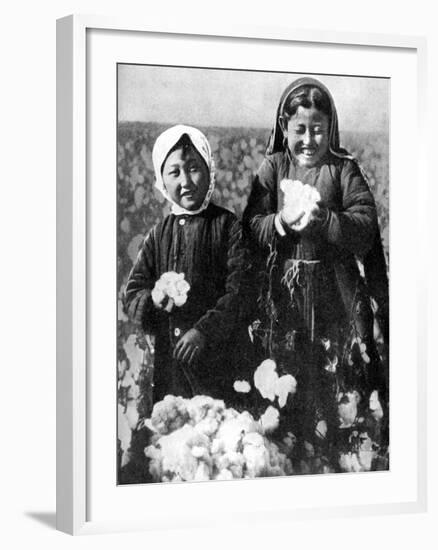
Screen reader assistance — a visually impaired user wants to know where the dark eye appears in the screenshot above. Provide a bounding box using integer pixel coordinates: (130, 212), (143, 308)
(313, 126), (324, 135)
(189, 163), (200, 173)
(294, 126), (306, 135)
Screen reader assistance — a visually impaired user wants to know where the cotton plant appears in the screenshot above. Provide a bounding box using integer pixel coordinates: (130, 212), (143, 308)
(151, 271), (190, 309)
(232, 360), (297, 435)
(138, 349), (386, 482)
(335, 388), (386, 473)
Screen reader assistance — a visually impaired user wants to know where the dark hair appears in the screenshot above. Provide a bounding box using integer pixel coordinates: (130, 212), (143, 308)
(161, 133), (208, 174)
(281, 85), (332, 121)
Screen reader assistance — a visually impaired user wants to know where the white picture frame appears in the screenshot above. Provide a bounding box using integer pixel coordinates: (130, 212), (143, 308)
(56, 14), (427, 535)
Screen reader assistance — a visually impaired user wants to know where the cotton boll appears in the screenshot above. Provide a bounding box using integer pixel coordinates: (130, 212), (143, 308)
(158, 425), (203, 481)
(259, 405), (280, 434)
(233, 380), (251, 393)
(172, 293), (187, 307)
(210, 437), (223, 455)
(338, 391), (361, 428)
(150, 395), (190, 434)
(153, 272), (190, 308)
(254, 359), (278, 401)
(171, 278), (190, 306)
(151, 285), (166, 307)
(275, 374), (297, 408)
(227, 452), (245, 478)
(187, 395), (215, 424)
(357, 432), (376, 471)
(216, 450), (245, 476)
(195, 417), (219, 437)
(160, 271), (180, 286)
(239, 410), (261, 430)
(315, 420), (328, 440)
(369, 390), (384, 421)
(223, 408), (239, 421)
(143, 418), (157, 433)
(191, 445), (207, 459)
(216, 413), (258, 453)
(280, 179), (321, 231)
(213, 452), (230, 472)
(242, 432), (265, 447)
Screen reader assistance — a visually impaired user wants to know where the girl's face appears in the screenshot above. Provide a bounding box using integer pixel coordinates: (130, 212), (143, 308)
(162, 144), (210, 211)
(281, 105), (330, 168)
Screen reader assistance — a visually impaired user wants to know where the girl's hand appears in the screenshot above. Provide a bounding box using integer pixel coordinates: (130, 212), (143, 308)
(153, 294), (174, 313)
(294, 203), (321, 232)
(173, 328), (205, 366)
(280, 207), (305, 228)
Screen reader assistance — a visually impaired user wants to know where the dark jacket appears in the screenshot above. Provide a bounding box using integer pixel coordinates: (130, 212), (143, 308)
(243, 151), (387, 329)
(250, 76), (388, 336)
(124, 203), (246, 402)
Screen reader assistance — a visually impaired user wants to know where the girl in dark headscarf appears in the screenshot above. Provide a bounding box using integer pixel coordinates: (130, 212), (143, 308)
(243, 77), (389, 473)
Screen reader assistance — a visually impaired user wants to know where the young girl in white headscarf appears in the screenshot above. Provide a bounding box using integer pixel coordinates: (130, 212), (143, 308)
(125, 125), (247, 404)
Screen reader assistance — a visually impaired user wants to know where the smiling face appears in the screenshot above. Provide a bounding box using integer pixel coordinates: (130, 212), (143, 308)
(161, 143), (210, 211)
(281, 105), (330, 168)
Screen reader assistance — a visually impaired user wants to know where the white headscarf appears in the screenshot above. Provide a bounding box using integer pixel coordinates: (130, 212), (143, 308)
(152, 124), (216, 216)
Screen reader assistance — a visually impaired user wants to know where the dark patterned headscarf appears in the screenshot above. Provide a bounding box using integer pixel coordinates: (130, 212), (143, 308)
(267, 76), (351, 160)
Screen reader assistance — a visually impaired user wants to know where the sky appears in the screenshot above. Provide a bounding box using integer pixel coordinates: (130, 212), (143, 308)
(118, 64), (389, 133)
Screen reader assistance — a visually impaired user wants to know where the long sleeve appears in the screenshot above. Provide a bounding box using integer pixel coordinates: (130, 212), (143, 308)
(194, 216), (246, 346)
(320, 160), (378, 257)
(242, 157), (280, 248)
(124, 228), (162, 333)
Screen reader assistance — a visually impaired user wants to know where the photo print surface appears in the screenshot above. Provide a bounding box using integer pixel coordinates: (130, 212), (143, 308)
(117, 64), (389, 484)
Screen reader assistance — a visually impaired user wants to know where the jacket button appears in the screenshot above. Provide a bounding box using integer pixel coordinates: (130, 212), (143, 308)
(179, 219), (186, 226)
(174, 328), (181, 337)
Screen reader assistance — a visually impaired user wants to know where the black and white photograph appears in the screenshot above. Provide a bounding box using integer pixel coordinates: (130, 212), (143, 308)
(117, 64), (390, 485)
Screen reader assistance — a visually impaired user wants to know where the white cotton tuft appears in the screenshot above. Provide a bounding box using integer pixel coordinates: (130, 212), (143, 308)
(254, 359), (278, 401)
(233, 380), (251, 393)
(259, 405), (280, 434)
(280, 179), (321, 231)
(275, 374), (297, 408)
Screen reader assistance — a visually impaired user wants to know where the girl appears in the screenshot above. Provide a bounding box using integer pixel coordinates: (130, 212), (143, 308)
(124, 125), (247, 405)
(243, 77), (389, 467)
